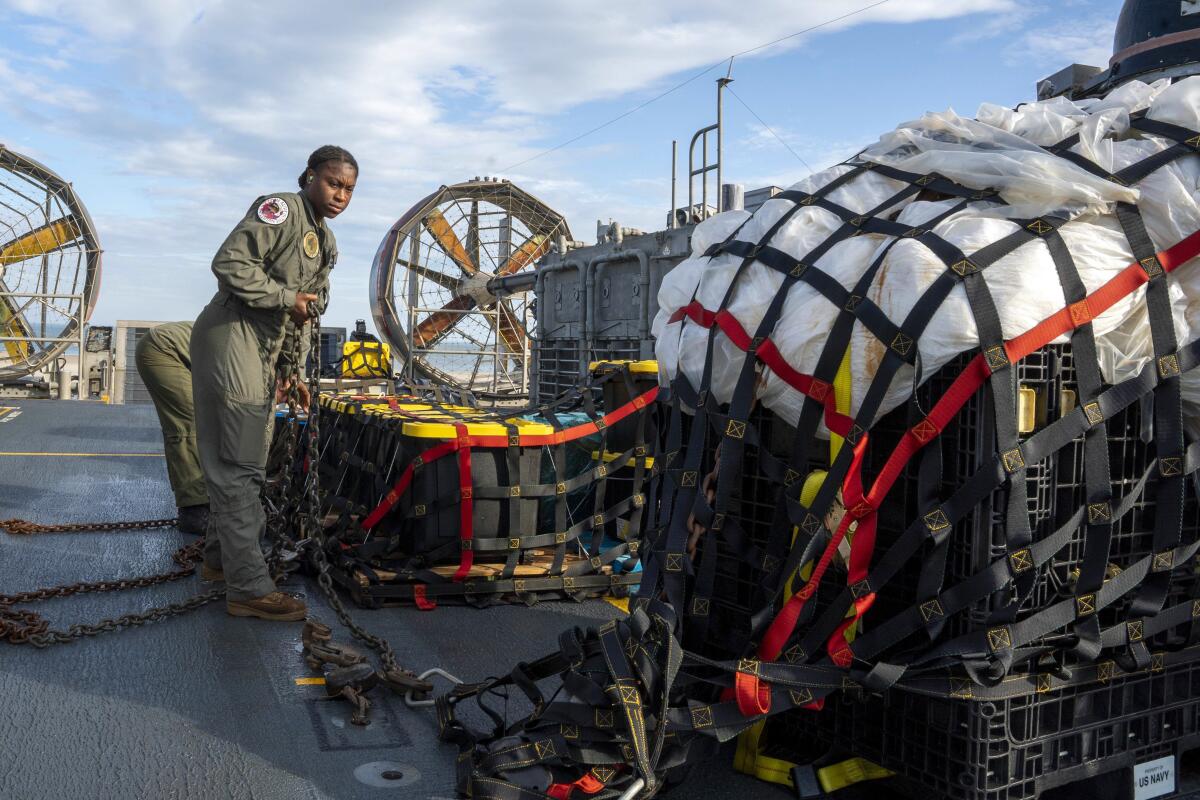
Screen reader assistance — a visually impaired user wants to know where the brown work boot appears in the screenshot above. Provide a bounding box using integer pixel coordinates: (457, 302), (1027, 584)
(227, 591), (307, 621)
(199, 563), (224, 582)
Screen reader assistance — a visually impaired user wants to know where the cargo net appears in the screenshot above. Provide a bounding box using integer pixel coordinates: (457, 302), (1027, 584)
(311, 364), (658, 608)
(649, 78), (1200, 695)
(437, 79), (1200, 799)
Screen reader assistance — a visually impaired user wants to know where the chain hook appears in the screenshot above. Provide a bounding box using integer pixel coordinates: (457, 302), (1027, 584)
(404, 668), (463, 708)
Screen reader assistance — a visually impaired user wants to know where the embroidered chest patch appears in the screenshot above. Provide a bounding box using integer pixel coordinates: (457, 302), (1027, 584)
(303, 231), (320, 259)
(256, 197), (289, 225)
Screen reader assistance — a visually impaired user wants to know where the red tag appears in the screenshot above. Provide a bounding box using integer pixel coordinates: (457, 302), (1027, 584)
(412, 584), (437, 611)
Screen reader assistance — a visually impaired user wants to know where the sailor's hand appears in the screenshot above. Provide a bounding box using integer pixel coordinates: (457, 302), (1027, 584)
(275, 377), (312, 408)
(290, 292), (320, 325)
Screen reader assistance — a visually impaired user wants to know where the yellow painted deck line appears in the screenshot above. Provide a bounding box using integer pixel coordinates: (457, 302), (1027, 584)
(294, 677), (326, 686)
(605, 596), (630, 613)
(0, 452), (166, 457)
(0, 407), (12, 417)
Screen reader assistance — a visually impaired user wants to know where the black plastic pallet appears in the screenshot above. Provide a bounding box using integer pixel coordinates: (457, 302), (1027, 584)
(536, 336), (643, 403)
(694, 344), (1199, 662)
(771, 652), (1200, 800)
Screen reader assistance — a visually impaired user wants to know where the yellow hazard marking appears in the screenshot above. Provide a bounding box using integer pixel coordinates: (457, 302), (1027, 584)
(294, 677), (326, 686)
(0, 407), (12, 417)
(0, 451), (166, 457)
(605, 596), (630, 613)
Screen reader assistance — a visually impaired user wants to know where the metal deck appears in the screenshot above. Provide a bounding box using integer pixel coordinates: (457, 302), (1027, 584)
(9, 398), (1194, 799)
(0, 398), (778, 799)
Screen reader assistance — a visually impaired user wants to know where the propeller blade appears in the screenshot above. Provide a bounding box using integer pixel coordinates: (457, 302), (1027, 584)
(413, 294), (476, 349)
(0, 217), (82, 266)
(491, 299), (527, 356)
(0, 290), (32, 364)
(423, 209), (476, 276)
(497, 234), (549, 276)
(396, 258), (461, 292)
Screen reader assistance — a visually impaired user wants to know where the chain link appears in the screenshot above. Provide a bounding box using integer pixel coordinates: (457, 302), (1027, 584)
(2, 297), (422, 688)
(285, 304), (419, 686)
(0, 304), (315, 648)
(1, 518), (179, 535)
(0, 535), (222, 646)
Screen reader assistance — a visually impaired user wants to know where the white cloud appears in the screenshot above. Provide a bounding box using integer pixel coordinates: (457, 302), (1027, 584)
(1003, 14), (1115, 70)
(0, 0), (1021, 328)
(0, 55), (99, 113)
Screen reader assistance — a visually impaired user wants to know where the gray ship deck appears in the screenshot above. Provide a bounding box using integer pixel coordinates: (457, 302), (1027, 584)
(8, 398), (1196, 800)
(0, 398), (781, 800)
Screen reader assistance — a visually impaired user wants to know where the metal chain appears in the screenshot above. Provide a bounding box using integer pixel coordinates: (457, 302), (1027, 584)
(265, 353), (304, 577)
(286, 304), (424, 688)
(1, 303), (313, 648)
(0, 536), (223, 646)
(0, 518), (178, 535)
(2, 295), (422, 680)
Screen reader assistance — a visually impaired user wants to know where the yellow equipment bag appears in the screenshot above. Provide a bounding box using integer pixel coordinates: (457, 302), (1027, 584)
(341, 340), (392, 379)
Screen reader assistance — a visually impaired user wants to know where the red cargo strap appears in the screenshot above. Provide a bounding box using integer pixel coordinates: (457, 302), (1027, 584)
(359, 439), (456, 530)
(412, 584), (437, 611)
(735, 669), (772, 717)
(358, 387), (660, 531)
(756, 437), (869, 663)
(547, 772), (606, 799)
(760, 229), (1200, 667)
(668, 301), (854, 436)
(464, 386), (659, 448)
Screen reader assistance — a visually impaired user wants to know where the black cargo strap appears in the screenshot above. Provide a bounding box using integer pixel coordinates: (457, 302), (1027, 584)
(644, 115), (1200, 691)
(433, 106), (1200, 797)
(315, 363), (657, 606)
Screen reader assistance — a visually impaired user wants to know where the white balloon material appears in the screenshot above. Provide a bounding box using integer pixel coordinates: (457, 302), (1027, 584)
(655, 78), (1200, 431)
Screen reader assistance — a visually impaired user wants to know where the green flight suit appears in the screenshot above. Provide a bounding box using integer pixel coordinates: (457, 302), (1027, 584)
(191, 192), (336, 601)
(134, 320), (208, 508)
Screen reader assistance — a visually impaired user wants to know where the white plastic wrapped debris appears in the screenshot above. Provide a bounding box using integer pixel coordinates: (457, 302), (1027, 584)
(654, 77), (1200, 431)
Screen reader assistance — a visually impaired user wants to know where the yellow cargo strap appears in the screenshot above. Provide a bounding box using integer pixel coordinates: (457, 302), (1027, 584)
(735, 348), (885, 793)
(828, 346), (852, 463)
(817, 758), (895, 792)
(734, 469), (822, 782)
(734, 752), (895, 794)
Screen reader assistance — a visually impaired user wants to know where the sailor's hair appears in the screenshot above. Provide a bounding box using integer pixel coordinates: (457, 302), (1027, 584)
(299, 145), (358, 188)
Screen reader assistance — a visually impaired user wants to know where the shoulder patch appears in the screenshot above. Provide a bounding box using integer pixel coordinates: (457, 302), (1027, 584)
(256, 197), (289, 225)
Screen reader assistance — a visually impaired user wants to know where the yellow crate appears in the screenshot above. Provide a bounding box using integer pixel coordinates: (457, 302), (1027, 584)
(590, 450), (656, 469)
(401, 414), (554, 440)
(337, 398), (554, 439)
(588, 359), (658, 376)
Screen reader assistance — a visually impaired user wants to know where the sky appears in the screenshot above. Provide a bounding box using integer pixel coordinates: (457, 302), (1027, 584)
(0, 0), (1127, 332)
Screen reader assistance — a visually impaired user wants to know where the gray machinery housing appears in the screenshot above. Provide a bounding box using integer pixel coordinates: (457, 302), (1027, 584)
(1038, 0), (1200, 100)
(532, 224), (693, 402)
(531, 185), (780, 403)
